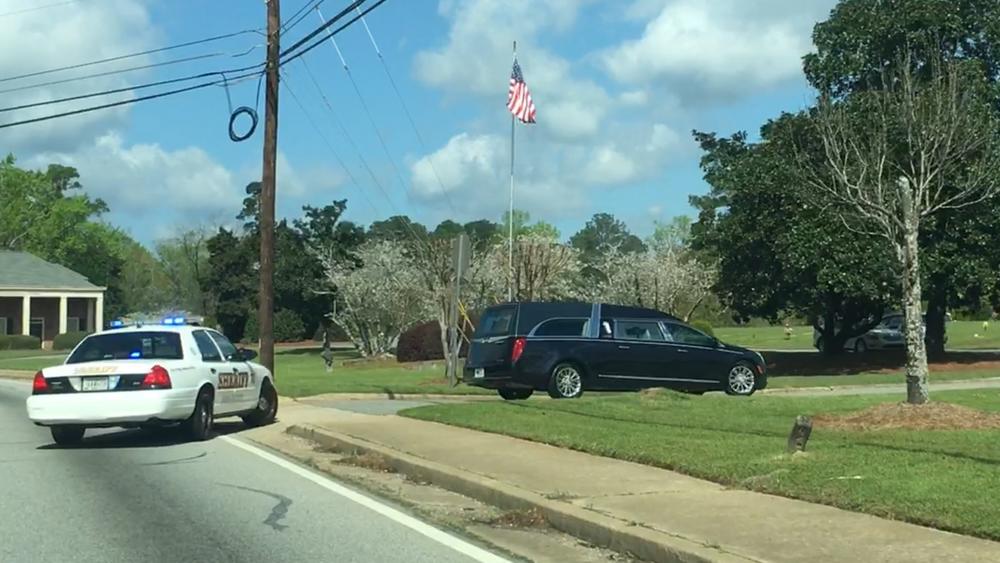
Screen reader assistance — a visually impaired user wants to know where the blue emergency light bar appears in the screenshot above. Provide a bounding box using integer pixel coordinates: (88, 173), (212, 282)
(161, 316), (186, 325)
(109, 320), (126, 328)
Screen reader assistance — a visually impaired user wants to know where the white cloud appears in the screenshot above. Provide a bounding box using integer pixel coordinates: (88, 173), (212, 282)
(619, 90), (649, 106)
(410, 122), (684, 218)
(602, 0), (837, 101)
(413, 0), (610, 142)
(0, 0), (160, 153)
(30, 133), (242, 218)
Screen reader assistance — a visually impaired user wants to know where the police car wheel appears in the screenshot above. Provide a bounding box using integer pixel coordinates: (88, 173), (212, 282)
(242, 380), (278, 427)
(186, 390), (213, 441)
(50, 425), (85, 446)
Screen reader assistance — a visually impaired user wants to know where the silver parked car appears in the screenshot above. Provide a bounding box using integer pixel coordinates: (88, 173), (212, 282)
(813, 313), (945, 353)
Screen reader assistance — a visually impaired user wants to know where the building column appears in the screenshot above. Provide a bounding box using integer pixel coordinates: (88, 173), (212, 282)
(59, 296), (68, 335)
(21, 295), (31, 336)
(87, 299), (96, 332)
(95, 294), (104, 332)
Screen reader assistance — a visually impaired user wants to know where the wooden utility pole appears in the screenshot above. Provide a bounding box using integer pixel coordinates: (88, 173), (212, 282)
(258, 0), (280, 375)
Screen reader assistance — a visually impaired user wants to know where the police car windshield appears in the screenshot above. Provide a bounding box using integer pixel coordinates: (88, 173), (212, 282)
(67, 332), (184, 364)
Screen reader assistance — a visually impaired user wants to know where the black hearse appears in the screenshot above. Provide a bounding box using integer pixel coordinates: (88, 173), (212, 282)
(463, 302), (767, 400)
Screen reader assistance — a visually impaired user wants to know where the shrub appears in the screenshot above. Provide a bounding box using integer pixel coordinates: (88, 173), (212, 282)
(396, 320), (444, 362)
(689, 320), (715, 337)
(273, 309), (306, 342)
(312, 322), (350, 343)
(0, 334), (41, 350)
(53, 331), (89, 351)
(243, 314), (259, 343)
(396, 313), (480, 363)
(243, 310), (307, 343)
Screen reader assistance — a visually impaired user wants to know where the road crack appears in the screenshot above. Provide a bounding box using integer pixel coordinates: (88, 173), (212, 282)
(220, 483), (292, 531)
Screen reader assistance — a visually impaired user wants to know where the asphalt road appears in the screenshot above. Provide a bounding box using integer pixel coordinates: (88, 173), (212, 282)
(0, 380), (508, 563)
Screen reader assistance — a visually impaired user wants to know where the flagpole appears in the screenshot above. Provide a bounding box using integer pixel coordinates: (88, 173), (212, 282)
(507, 40), (516, 303)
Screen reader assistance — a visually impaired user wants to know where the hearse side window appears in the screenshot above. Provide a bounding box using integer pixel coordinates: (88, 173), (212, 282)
(477, 307), (515, 338)
(614, 320), (666, 342)
(666, 323), (716, 347)
(533, 318), (589, 337)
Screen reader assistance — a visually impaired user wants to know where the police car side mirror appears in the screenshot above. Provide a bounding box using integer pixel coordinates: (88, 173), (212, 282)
(231, 348), (257, 362)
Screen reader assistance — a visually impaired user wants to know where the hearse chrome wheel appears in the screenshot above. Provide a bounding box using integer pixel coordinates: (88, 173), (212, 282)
(726, 364), (756, 396)
(548, 364), (583, 399)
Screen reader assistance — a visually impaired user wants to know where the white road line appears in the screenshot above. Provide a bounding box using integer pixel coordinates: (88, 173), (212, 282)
(220, 435), (511, 563)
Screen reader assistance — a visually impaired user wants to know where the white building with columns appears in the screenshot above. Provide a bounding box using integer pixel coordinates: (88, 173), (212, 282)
(0, 251), (105, 347)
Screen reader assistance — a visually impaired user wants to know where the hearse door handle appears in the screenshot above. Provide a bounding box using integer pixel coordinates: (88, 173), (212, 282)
(676, 349), (689, 353)
(618, 345), (630, 350)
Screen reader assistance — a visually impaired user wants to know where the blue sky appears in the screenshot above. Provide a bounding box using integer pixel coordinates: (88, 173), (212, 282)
(2, 0), (837, 245)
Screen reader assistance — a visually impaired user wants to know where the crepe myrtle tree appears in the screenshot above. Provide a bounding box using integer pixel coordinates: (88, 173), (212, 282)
(322, 241), (428, 357)
(582, 245), (715, 321)
(799, 56), (1000, 404)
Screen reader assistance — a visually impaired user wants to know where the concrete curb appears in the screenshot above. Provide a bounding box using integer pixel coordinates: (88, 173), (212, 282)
(289, 393), (497, 401)
(0, 370), (33, 380)
(287, 423), (754, 563)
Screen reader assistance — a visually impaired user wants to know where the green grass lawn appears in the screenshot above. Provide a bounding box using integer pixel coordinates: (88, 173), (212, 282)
(715, 325), (815, 350)
(0, 350), (66, 371)
(273, 351), (491, 397)
(716, 320), (1000, 350)
(402, 390), (1000, 540)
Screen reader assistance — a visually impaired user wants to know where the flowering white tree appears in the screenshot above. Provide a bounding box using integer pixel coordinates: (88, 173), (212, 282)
(322, 241), (428, 357)
(587, 247), (715, 320)
(483, 235), (580, 303)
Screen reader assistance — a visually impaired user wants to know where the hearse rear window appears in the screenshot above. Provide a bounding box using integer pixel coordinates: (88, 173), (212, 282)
(533, 318), (589, 337)
(477, 307), (515, 338)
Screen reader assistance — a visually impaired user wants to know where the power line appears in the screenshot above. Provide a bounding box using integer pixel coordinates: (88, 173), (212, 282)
(292, 59), (434, 254)
(0, 28), (263, 84)
(0, 72), (259, 130)
(0, 0), (386, 131)
(314, 5), (433, 214)
(279, 68), (382, 218)
(0, 63), (264, 114)
(281, 0), (327, 34)
(279, 0), (365, 61)
(0, 0), (92, 18)
(0, 52), (230, 96)
(351, 6), (460, 216)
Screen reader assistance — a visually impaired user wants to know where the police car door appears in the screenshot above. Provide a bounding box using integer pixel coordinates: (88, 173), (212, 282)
(192, 330), (230, 413)
(208, 330), (255, 412)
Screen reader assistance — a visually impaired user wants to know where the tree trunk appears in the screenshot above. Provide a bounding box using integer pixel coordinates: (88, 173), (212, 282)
(819, 303), (846, 356)
(925, 281), (947, 360)
(899, 179), (929, 405)
(438, 317), (450, 379)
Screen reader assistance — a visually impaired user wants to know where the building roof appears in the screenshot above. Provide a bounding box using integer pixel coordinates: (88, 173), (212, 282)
(0, 251), (103, 291)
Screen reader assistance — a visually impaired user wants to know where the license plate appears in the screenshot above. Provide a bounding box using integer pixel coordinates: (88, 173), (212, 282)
(81, 377), (109, 391)
(474, 368), (485, 379)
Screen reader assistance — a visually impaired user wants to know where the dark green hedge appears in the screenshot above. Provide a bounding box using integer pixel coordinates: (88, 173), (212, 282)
(0, 334), (41, 350)
(53, 331), (90, 351)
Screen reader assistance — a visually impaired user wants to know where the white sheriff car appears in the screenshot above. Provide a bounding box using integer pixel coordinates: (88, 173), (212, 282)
(26, 318), (277, 446)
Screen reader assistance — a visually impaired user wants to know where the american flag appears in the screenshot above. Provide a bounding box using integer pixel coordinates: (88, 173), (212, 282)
(507, 58), (536, 124)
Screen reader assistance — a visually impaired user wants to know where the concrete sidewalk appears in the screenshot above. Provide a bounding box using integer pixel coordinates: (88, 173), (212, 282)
(268, 399), (1000, 563)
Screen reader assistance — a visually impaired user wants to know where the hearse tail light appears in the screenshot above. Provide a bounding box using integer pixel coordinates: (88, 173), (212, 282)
(511, 337), (526, 363)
